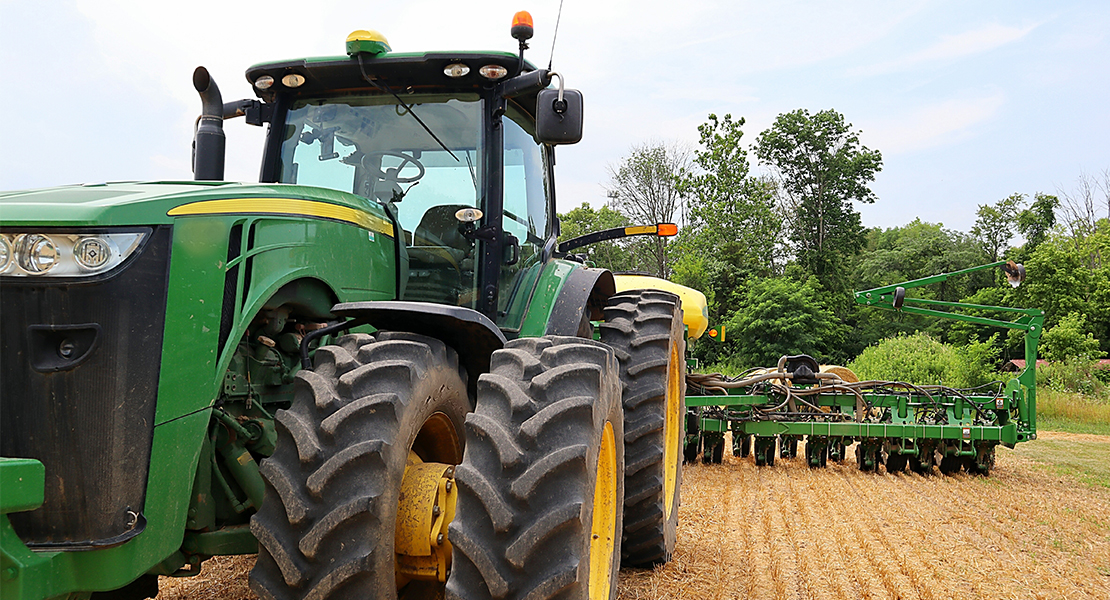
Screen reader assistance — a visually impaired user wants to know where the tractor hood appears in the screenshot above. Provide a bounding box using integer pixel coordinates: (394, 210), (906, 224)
(0, 181), (389, 228)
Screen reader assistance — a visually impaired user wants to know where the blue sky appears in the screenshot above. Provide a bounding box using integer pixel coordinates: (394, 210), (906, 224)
(2, 0), (1107, 234)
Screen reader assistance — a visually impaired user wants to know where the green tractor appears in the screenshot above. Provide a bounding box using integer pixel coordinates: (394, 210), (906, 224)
(0, 16), (688, 600)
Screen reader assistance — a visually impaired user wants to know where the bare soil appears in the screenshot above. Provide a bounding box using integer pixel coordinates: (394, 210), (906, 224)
(158, 431), (1110, 600)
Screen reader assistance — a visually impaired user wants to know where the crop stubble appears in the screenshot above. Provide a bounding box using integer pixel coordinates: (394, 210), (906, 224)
(157, 432), (1109, 600)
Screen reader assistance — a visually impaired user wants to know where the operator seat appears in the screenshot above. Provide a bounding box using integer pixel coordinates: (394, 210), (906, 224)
(408, 204), (472, 268)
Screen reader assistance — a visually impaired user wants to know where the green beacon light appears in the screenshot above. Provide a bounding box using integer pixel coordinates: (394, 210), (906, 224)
(346, 29), (391, 57)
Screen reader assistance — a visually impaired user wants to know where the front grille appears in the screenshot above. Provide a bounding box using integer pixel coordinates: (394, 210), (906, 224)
(0, 226), (171, 548)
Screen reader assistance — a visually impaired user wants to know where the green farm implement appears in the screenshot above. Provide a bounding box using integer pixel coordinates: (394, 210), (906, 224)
(683, 261), (1043, 475)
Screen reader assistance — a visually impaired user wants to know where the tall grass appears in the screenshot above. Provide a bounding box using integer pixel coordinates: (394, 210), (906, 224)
(1036, 388), (1110, 436)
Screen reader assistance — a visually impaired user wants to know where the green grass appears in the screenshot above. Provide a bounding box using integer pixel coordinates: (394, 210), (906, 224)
(1036, 388), (1110, 436)
(1012, 437), (1110, 488)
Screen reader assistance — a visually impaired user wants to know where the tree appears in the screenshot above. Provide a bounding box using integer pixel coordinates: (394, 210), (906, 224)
(754, 109), (883, 295)
(604, 142), (691, 278)
(970, 193), (1025, 262)
(1040, 312), (1104, 362)
(676, 114), (782, 276)
(556, 202), (634, 272)
(1016, 192), (1059, 253)
(722, 275), (849, 367)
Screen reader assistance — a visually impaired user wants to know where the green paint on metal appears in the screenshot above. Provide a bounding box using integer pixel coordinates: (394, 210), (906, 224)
(516, 259), (580, 338)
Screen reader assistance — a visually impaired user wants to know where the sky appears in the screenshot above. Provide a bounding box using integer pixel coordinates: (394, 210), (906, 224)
(1, 0), (1107, 234)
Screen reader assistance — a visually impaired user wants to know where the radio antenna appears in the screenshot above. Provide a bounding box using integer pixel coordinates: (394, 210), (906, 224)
(547, 0), (565, 70)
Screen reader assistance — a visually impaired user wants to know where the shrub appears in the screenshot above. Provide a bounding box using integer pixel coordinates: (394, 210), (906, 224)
(1040, 312), (1103, 363)
(1038, 356), (1109, 398)
(848, 332), (1000, 389)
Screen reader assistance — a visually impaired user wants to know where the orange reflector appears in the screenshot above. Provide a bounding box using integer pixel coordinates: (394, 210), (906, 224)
(657, 223), (678, 236)
(512, 11), (533, 28)
(709, 329), (718, 338)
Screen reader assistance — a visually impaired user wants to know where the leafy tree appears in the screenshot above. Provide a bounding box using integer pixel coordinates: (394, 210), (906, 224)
(971, 193), (1025, 262)
(676, 114), (782, 276)
(556, 202), (633, 272)
(604, 142), (691, 277)
(720, 275), (849, 368)
(1040, 312), (1104, 362)
(852, 219), (988, 348)
(1016, 192), (1059, 253)
(755, 108), (882, 295)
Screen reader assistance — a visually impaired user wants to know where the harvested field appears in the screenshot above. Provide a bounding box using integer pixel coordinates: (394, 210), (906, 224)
(158, 431), (1110, 600)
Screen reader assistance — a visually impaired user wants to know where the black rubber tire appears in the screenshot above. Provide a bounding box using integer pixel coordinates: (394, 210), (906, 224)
(709, 439), (724, 464)
(683, 433), (702, 464)
(939, 454), (964, 475)
(732, 432), (750, 458)
(599, 290), (685, 567)
(447, 336), (625, 600)
(249, 332), (470, 600)
(780, 435), (799, 459)
(886, 453), (908, 473)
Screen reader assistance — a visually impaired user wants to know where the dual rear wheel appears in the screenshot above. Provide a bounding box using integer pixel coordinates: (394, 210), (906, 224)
(251, 290), (687, 599)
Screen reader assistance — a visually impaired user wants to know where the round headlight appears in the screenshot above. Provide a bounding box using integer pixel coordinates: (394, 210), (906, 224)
(74, 237), (112, 270)
(254, 75), (275, 90)
(0, 235), (11, 272)
(15, 234), (59, 274)
(479, 65), (508, 80)
(282, 73), (306, 88)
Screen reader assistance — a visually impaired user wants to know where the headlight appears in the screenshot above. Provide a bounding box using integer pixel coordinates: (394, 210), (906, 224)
(0, 231), (148, 278)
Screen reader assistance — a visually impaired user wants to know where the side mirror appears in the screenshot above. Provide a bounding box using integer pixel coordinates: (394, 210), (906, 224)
(536, 88), (583, 145)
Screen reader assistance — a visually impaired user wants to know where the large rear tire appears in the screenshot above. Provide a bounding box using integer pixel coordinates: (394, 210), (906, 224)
(249, 332), (470, 600)
(600, 290), (685, 567)
(447, 336), (624, 600)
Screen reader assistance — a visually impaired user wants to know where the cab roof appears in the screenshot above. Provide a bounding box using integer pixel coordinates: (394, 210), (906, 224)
(246, 51), (538, 107)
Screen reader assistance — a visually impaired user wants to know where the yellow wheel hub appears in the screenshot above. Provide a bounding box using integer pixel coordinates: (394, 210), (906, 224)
(589, 421), (617, 600)
(395, 451), (457, 586)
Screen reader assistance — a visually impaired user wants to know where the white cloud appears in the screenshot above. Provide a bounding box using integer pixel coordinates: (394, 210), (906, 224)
(862, 93), (1006, 155)
(855, 22), (1041, 76)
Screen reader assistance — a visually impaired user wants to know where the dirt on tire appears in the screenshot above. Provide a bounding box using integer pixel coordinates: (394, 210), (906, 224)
(159, 431), (1110, 600)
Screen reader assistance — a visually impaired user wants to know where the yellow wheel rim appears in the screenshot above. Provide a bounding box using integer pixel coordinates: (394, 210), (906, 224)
(589, 421), (617, 600)
(663, 340), (681, 518)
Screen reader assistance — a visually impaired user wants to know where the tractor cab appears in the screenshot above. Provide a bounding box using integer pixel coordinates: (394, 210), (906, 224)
(232, 24), (582, 330)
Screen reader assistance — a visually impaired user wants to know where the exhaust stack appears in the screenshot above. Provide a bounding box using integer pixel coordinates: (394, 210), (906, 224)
(192, 66), (225, 181)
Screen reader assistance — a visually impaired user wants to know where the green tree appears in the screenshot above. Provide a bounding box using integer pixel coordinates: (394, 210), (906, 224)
(556, 202), (633, 272)
(1040, 312), (1104, 362)
(1016, 192), (1059, 253)
(604, 142), (691, 277)
(721, 275), (849, 367)
(853, 219), (989, 348)
(676, 114), (782, 276)
(971, 193), (1025, 261)
(755, 109), (882, 295)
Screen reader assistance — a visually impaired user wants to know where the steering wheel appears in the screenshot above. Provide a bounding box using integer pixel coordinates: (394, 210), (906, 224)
(362, 151), (426, 184)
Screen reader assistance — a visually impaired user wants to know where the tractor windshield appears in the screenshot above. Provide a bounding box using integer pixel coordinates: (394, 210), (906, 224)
(279, 94), (485, 307)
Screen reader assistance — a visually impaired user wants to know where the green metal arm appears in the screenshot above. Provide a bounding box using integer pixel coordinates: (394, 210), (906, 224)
(854, 261), (1044, 433)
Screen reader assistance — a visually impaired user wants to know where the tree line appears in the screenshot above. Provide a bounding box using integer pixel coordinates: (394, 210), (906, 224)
(559, 109), (1110, 370)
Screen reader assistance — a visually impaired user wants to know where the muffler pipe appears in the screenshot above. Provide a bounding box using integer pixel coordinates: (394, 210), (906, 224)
(192, 66), (225, 181)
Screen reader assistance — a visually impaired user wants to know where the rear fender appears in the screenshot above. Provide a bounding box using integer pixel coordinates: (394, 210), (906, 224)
(543, 267), (615, 336)
(329, 302), (507, 398)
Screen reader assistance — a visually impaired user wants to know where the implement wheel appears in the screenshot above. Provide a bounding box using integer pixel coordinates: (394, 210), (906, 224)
(733, 432), (751, 458)
(754, 437), (776, 467)
(600, 290), (685, 567)
(447, 337), (624, 600)
(250, 332), (469, 600)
